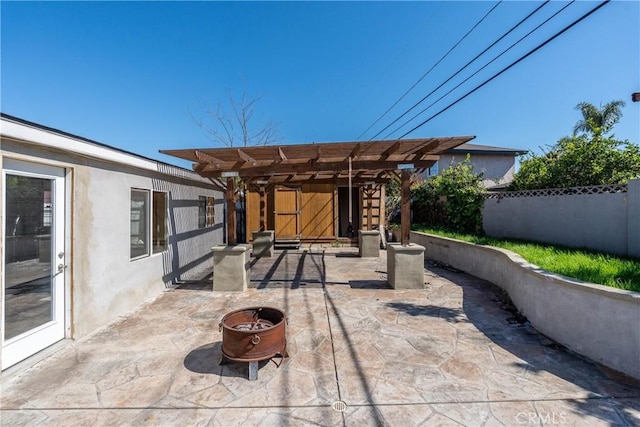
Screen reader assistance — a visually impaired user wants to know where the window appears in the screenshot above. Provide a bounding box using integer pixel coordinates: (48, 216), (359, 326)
(206, 196), (215, 227)
(198, 196), (206, 229)
(198, 196), (215, 228)
(153, 192), (168, 253)
(130, 189), (150, 259)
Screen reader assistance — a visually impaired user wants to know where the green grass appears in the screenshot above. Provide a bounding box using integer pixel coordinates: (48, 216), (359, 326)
(413, 225), (640, 293)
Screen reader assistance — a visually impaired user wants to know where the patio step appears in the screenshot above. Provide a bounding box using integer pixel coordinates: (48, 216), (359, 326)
(274, 239), (301, 250)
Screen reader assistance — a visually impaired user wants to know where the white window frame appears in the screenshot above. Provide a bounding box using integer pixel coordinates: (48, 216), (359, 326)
(130, 188), (150, 260)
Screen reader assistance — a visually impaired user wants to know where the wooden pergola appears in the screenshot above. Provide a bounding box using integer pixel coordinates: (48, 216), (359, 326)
(161, 136), (475, 246)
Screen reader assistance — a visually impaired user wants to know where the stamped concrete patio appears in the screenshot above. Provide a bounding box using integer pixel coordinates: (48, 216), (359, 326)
(1, 247), (639, 426)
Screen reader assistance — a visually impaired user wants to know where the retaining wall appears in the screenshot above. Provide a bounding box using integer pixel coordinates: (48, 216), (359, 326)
(412, 231), (640, 380)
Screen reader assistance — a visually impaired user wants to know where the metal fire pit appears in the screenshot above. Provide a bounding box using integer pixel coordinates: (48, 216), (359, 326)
(219, 306), (288, 380)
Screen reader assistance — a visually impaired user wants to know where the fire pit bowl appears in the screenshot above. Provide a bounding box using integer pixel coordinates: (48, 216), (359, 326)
(219, 306), (287, 364)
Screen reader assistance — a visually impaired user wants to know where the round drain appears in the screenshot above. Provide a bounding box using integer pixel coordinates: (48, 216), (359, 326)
(332, 400), (347, 412)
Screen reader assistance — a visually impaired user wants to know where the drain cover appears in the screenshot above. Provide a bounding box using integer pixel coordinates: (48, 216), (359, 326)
(332, 400), (347, 412)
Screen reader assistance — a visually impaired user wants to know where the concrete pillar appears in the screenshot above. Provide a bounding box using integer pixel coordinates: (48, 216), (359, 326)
(387, 243), (425, 289)
(628, 179), (640, 258)
(358, 230), (380, 257)
(252, 230), (274, 258)
(212, 244), (251, 292)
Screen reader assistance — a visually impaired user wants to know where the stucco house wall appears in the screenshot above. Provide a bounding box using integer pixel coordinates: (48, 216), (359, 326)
(438, 153), (517, 188)
(427, 144), (526, 189)
(1, 114), (223, 368)
(67, 157), (222, 338)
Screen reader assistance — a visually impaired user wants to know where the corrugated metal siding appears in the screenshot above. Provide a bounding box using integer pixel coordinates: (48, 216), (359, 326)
(152, 175), (223, 283)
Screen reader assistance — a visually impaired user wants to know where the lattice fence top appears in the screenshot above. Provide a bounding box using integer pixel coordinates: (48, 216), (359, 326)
(485, 184), (628, 199)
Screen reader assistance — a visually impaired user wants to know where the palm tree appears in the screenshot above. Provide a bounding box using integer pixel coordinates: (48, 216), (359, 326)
(573, 100), (625, 137)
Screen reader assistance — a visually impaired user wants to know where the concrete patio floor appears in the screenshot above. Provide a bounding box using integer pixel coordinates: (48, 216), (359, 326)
(1, 247), (639, 426)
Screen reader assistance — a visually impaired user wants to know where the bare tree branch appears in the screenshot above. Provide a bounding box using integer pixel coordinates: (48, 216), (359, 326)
(192, 90), (280, 148)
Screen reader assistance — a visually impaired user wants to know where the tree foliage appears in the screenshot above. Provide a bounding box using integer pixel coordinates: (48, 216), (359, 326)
(511, 136), (640, 190)
(573, 100), (625, 138)
(511, 100), (640, 190)
(411, 157), (486, 233)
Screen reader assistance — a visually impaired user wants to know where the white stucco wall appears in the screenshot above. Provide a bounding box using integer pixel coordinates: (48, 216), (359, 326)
(1, 133), (223, 343)
(437, 153), (517, 187)
(70, 160), (222, 337)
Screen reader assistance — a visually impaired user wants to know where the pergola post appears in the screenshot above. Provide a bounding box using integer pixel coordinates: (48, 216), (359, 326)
(401, 169), (411, 246)
(252, 181), (274, 258)
(213, 176), (250, 292)
(359, 182), (380, 257)
(259, 184), (266, 232)
(367, 183), (373, 231)
(226, 177), (236, 245)
(387, 168), (425, 289)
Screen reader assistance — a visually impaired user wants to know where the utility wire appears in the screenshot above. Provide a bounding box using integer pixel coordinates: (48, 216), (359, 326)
(385, 0), (574, 139)
(355, 0), (502, 141)
(369, 0), (551, 141)
(397, 0), (610, 139)
(339, 3), (443, 129)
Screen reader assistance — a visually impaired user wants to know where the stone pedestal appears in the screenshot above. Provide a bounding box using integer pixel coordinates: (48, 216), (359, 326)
(212, 244), (251, 292)
(358, 230), (380, 257)
(252, 230), (274, 258)
(386, 243), (425, 289)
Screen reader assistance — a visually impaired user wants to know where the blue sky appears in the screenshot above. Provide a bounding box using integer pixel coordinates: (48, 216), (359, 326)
(2, 1), (638, 170)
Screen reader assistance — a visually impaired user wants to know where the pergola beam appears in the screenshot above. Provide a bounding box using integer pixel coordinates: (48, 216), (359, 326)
(194, 150), (225, 171)
(411, 139), (440, 162)
(349, 142), (361, 158)
(381, 140), (402, 161)
(161, 137), (477, 187)
(245, 175), (390, 185)
(309, 145), (321, 166)
(199, 159), (437, 178)
(277, 147), (288, 162)
(196, 153), (436, 173)
(207, 178), (227, 192)
(237, 148), (257, 164)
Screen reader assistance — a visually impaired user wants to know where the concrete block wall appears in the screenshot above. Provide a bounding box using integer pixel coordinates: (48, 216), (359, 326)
(628, 180), (640, 258)
(412, 231), (640, 380)
(482, 180), (639, 258)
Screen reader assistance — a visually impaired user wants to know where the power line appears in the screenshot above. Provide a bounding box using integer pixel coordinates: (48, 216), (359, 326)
(385, 1), (574, 139)
(355, 0), (502, 141)
(339, 3), (443, 129)
(397, 0), (610, 139)
(369, 0), (551, 141)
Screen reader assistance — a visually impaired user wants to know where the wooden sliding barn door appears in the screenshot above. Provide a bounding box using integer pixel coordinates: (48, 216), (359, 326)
(274, 186), (300, 240)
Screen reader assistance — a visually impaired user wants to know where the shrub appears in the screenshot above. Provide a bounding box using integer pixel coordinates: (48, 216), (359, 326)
(412, 157), (486, 233)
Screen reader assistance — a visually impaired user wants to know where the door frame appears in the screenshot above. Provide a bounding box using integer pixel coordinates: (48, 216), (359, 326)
(2, 158), (68, 370)
(273, 185), (301, 240)
(337, 185), (361, 238)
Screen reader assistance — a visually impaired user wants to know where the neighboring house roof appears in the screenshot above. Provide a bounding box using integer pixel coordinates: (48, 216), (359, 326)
(445, 143), (528, 156)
